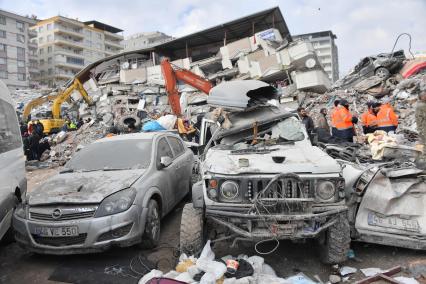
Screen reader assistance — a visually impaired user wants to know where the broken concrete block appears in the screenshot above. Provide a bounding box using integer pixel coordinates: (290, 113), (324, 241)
(119, 67), (148, 84)
(292, 70), (331, 93)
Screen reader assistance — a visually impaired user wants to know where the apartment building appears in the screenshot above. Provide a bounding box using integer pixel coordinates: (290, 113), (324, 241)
(31, 16), (123, 87)
(123, 31), (172, 52)
(0, 9), (38, 90)
(293, 31), (339, 82)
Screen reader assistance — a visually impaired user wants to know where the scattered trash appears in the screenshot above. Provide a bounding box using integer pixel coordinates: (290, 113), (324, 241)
(339, 266), (357, 276)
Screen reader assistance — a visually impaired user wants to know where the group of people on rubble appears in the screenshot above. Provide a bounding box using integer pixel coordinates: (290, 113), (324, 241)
(20, 120), (48, 161)
(298, 96), (398, 143)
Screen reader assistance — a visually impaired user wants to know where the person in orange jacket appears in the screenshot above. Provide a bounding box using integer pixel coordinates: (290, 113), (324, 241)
(330, 99), (341, 137)
(360, 101), (378, 134)
(332, 99), (358, 142)
(376, 97), (398, 133)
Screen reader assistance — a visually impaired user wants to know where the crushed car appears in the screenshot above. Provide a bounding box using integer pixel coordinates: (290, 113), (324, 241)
(13, 132), (194, 254)
(180, 100), (350, 264)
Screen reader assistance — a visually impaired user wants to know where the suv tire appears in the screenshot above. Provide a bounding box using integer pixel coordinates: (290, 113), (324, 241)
(317, 213), (351, 264)
(140, 199), (160, 249)
(180, 203), (204, 255)
(375, 67), (390, 79)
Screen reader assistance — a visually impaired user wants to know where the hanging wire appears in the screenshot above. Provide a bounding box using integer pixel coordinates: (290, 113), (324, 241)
(390, 33), (414, 59)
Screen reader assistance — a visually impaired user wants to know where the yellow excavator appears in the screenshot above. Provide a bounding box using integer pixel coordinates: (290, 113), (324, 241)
(23, 78), (93, 134)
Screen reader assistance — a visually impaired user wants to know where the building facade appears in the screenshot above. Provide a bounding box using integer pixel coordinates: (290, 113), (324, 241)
(123, 32), (172, 52)
(31, 16), (123, 87)
(0, 9), (38, 90)
(293, 31), (339, 82)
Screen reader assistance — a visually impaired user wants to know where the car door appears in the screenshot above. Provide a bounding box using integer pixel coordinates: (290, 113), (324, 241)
(167, 136), (191, 202)
(155, 137), (177, 212)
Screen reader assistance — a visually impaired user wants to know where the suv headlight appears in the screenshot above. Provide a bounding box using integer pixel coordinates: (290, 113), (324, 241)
(220, 181), (239, 199)
(316, 181), (336, 200)
(15, 203), (26, 219)
(95, 188), (136, 217)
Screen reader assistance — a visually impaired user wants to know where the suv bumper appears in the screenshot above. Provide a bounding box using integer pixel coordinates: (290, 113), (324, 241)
(206, 205), (347, 240)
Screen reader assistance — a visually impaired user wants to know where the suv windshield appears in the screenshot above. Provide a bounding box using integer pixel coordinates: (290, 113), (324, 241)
(66, 139), (152, 171)
(220, 117), (305, 147)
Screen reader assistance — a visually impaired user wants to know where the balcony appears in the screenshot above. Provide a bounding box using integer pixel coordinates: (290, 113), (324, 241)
(54, 37), (84, 50)
(104, 30), (124, 41)
(55, 48), (85, 58)
(56, 60), (85, 70)
(54, 27), (84, 39)
(28, 41), (37, 49)
(105, 39), (123, 49)
(28, 29), (37, 38)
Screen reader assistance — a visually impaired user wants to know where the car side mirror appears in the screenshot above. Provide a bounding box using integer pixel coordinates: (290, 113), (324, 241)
(160, 156), (173, 168)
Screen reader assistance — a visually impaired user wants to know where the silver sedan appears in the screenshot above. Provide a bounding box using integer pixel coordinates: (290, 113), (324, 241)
(13, 132), (194, 254)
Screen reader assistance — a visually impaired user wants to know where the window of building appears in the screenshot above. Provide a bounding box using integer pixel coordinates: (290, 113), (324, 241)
(0, 15), (6, 25)
(38, 37), (44, 44)
(0, 70), (7, 79)
(0, 58), (6, 64)
(47, 46), (52, 53)
(38, 26), (43, 33)
(84, 29), (91, 37)
(17, 73), (26, 81)
(17, 47), (25, 57)
(96, 43), (102, 50)
(85, 39), (92, 47)
(0, 30), (6, 38)
(47, 35), (52, 42)
(16, 21), (24, 32)
(39, 48), (43, 55)
(47, 23), (52, 30)
(66, 56), (84, 65)
(96, 33), (102, 40)
(39, 59), (44, 65)
(0, 43), (6, 52)
(16, 34), (25, 43)
(48, 57), (52, 64)
(17, 60), (25, 67)
(48, 68), (53, 75)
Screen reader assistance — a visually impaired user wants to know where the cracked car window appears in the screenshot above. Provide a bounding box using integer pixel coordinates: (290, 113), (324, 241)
(66, 139), (152, 171)
(271, 117), (305, 141)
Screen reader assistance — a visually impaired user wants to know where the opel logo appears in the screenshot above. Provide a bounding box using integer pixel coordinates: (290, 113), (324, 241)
(52, 209), (62, 219)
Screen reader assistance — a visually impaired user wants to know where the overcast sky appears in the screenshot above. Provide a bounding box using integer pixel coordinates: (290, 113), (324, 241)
(1, 0), (425, 75)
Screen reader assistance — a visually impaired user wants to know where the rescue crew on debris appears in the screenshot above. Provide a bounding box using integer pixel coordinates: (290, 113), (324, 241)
(376, 97), (398, 133)
(360, 101), (378, 134)
(330, 98), (341, 137)
(332, 99), (358, 142)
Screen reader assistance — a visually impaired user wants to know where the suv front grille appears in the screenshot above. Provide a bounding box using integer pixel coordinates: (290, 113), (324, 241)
(32, 234), (87, 247)
(247, 178), (312, 200)
(29, 205), (98, 221)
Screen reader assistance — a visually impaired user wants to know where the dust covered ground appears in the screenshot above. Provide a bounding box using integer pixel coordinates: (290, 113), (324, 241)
(0, 168), (424, 284)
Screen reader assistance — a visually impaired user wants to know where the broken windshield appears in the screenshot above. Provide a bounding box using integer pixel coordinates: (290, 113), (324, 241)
(65, 139), (152, 171)
(219, 116), (305, 147)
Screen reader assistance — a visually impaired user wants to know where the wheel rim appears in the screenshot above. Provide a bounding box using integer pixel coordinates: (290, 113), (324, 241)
(150, 208), (160, 240)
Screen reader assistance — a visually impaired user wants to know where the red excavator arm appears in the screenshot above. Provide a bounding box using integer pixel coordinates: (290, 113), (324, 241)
(161, 58), (213, 116)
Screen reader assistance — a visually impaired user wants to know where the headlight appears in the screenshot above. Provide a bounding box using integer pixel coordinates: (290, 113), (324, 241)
(95, 188), (136, 217)
(316, 181), (336, 200)
(220, 181), (239, 199)
(15, 204), (26, 219)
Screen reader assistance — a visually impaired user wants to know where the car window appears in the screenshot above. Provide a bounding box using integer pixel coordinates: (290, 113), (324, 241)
(66, 139), (152, 171)
(168, 136), (185, 157)
(156, 137), (173, 166)
(0, 99), (22, 154)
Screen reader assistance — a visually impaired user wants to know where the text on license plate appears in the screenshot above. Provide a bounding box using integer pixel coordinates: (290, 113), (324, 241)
(368, 213), (420, 232)
(34, 226), (79, 237)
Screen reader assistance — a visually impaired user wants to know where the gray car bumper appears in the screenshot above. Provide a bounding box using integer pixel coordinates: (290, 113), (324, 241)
(13, 205), (148, 255)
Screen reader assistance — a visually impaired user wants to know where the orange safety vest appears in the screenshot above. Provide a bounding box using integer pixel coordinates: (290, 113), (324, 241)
(330, 106), (340, 128)
(361, 111), (377, 127)
(377, 104), (398, 127)
(335, 107), (353, 130)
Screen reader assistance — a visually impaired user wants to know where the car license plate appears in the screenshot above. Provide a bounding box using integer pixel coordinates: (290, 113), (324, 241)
(34, 226), (79, 237)
(368, 212), (420, 233)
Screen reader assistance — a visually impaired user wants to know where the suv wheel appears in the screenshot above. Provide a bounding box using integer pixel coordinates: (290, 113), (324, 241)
(317, 213), (351, 264)
(180, 203), (204, 255)
(375, 67), (390, 79)
(140, 199), (160, 249)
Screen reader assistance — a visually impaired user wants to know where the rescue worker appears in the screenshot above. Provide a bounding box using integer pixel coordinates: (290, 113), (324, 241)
(35, 120), (44, 136)
(68, 121), (77, 131)
(376, 97), (398, 133)
(330, 99), (341, 137)
(333, 99), (358, 142)
(316, 108), (330, 133)
(360, 101), (378, 134)
(415, 83), (426, 169)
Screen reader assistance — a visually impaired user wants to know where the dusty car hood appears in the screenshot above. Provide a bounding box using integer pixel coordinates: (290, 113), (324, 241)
(203, 143), (341, 175)
(28, 169), (143, 205)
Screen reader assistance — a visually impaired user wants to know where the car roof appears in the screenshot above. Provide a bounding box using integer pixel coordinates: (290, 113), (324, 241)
(94, 132), (178, 144)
